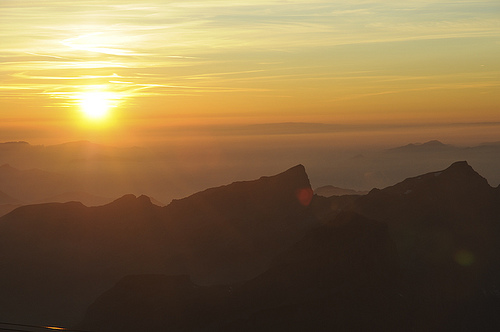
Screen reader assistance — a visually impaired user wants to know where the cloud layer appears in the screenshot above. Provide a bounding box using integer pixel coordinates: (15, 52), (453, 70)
(0, 0), (499, 141)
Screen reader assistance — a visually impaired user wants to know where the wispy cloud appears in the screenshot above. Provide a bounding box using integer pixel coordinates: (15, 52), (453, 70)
(1, 0), (499, 120)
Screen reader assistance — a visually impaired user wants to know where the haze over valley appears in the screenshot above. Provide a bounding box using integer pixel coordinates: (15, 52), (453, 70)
(1, 137), (499, 214)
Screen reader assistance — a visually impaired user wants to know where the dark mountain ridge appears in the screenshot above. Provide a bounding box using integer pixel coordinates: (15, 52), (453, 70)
(0, 165), (317, 326)
(1, 161), (500, 330)
(81, 161), (500, 331)
(354, 161), (495, 221)
(159, 164), (316, 285)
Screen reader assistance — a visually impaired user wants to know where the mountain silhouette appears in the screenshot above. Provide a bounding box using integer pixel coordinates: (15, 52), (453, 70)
(80, 161), (500, 331)
(388, 139), (454, 152)
(80, 211), (404, 332)
(2, 139), (500, 204)
(161, 164), (316, 284)
(0, 195), (167, 325)
(354, 161), (494, 220)
(33, 191), (113, 206)
(0, 165), (317, 326)
(343, 161), (500, 330)
(1, 161), (500, 330)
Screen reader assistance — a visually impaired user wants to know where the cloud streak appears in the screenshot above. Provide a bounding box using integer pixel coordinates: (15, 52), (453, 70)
(0, 0), (499, 125)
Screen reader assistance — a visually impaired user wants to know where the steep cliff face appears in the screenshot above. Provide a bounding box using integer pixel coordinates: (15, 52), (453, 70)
(160, 164), (317, 284)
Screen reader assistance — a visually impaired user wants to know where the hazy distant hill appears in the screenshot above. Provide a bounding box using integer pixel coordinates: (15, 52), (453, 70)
(0, 164), (78, 203)
(387, 139), (456, 152)
(0, 140), (246, 204)
(0, 164), (135, 209)
(317, 140), (500, 192)
(0, 140), (150, 167)
(314, 185), (368, 197)
(0, 189), (19, 205)
(0, 190), (21, 217)
(1, 139), (500, 204)
(34, 191), (114, 207)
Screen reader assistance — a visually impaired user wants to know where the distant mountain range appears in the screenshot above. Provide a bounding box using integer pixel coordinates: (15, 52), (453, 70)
(0, 163), (75, 202)
(1, 139), (500, 205)
(314, 185), (368, 197)
(0, 161), (499, 330)
(0, 189), (19, 205)
(0, 164), (117, 216)
(313, 139), (500, 192)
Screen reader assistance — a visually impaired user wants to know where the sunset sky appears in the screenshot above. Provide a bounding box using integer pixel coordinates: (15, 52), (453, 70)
(1, 0), (499, 145)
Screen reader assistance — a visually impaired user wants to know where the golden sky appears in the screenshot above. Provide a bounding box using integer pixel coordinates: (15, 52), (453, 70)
(1, 0), (499, 145)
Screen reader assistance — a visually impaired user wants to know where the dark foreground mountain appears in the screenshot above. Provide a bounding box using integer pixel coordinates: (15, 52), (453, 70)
(0, 165), (315, 326)
(339, 161), (500, 330)
(80, 161), (500, 331)
(81, 212), (404, 332)
(1, 161), (500, 330)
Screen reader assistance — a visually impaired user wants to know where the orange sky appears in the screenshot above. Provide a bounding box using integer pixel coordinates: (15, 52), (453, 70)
(1, 1), (499, 146)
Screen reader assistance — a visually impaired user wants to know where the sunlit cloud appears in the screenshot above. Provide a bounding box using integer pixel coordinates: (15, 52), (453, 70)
(0, 0), (499, 125)
(61, 33), (138, 56)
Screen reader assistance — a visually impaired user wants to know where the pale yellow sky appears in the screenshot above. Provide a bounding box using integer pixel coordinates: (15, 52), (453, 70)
(0, 0), (499, 145)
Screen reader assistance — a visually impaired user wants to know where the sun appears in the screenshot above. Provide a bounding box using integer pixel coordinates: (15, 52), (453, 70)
(79, 91), (114, 120)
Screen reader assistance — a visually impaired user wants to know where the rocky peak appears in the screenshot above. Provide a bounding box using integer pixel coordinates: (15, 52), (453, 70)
(102, 194), (156, 214)
(381, 161), (491, 197)
(421, 140), (446, 147)
(166, 164), (312, 212)
(442, 160), (480, 177)
(108, 194), (151, 205)
(258, 164), (310, 188)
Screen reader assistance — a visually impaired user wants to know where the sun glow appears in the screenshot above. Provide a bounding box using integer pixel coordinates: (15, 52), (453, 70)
(79, 91), (116, 121)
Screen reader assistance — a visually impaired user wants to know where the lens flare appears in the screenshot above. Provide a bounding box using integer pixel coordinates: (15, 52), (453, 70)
(454, 249), (475, 267)
(296, 188), (314, 207)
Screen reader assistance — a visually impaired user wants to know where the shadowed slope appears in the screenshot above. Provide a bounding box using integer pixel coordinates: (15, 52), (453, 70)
(0, 196), (165, 326)
(352, 161), (499, 266)
(80, 212), (403, 332)
(160, 164), (316, 284)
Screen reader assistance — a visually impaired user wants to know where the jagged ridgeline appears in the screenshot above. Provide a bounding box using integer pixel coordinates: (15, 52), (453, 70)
(0, 162), (499, 331)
